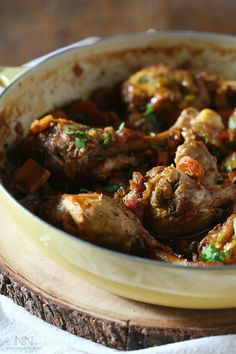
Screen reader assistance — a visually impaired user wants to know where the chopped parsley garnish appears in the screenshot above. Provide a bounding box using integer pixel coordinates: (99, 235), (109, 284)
(138, 75), (149, 84)
(142, 103), (161, 131)
(75, 137), (87, 149)
(79, 188), (89, 193)
(103, 184), (122, 193)
(143, 103), (155, 116)
(201, 244), (230, 263)
(64, 126), (88, 138)
(229, 115), (236, 129)
(116, 121), (125, 134)
(103, 132), (113, 145)
(64, 126), (88, 149)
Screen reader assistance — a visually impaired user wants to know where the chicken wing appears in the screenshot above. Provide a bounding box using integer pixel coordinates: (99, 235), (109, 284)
(152, 107), (225, 154)
(123, 145), (236, 238)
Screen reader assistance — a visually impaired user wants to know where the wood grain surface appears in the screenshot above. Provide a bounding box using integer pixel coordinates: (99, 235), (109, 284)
(1, 0), (236, 65)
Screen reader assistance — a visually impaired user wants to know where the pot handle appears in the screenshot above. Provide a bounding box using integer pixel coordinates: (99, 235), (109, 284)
(0, 66), (28, 88)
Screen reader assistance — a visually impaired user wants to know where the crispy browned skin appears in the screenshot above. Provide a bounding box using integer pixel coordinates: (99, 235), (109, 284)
(54, 193), (186, 263)
(122, 63), (210, 130)
(29, 117), (160, 181)
(198, 214), (236, 264)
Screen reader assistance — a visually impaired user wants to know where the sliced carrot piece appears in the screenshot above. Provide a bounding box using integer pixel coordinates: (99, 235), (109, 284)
(30, 115), (54, 134)
(177, 156), (205, 180)
(227, 170), (236, 183)
(13, 158), (51, 193)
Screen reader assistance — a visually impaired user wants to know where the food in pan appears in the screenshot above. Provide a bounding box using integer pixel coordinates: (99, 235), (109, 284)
(3, 62), (236, 265)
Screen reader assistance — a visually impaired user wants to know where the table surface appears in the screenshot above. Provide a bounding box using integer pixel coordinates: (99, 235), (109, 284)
(1, 0), (236, 66)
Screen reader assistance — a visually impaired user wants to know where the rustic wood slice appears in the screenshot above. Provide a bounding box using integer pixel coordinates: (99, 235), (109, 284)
(0, 225), (236, 351)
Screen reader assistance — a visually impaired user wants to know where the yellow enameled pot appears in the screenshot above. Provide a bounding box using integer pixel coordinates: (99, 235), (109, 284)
(1, 31), (236, 309)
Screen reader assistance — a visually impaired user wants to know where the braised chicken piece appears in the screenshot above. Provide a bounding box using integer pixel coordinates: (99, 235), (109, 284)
(199, 214), (236, 264)
(124, 164), (236, 238)
(29, 116), (160, 181)
(54, 192), (186, 263)
(122, 63), (210, 131)
(154, 107), (226, 154)
(171, 107), (225, 148)
(123, 140), (236, 238)
(175, 140), (218, 185)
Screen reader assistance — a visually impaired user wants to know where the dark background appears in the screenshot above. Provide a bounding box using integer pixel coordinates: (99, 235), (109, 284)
(1, 0), (236, 65)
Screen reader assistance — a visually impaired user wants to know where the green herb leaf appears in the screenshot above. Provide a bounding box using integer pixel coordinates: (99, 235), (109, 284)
(75, 137), (87, 149)
(142, 104), (162, 131)
(116, 122), (125, 134)
(64, 126), (88, 138)
(79, 188), (89, 193)
(138, 76), (149, 84)
(103, 184), (122, 193)
(103, 132), (113, 145)
(184, 94), (196, 105)
(143, 103), (154, 116)
(201, 244), (230, 263)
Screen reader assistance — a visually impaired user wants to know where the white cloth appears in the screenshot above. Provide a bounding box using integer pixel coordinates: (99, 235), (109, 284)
(0, 294), (236, 354)
(1, 36), (236, 354)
